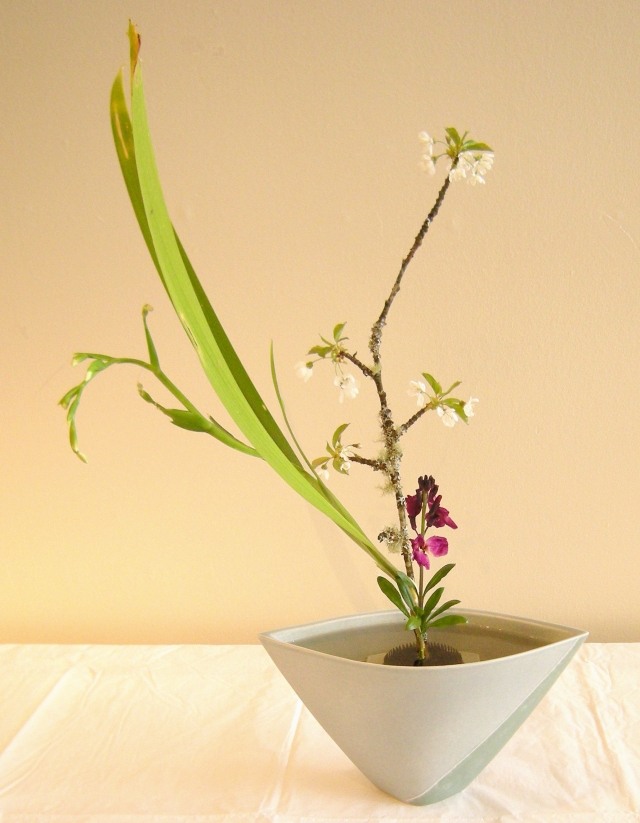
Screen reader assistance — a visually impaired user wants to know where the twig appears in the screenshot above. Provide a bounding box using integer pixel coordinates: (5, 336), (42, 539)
(365, 164), (457, 580)
(349, 454), (387, 472)
(397, 403), (433, 437)
(340, 351), (375, 379)
(368, 171), (453, 366)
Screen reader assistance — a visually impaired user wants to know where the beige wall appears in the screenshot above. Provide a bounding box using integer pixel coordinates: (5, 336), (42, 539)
(1, 0), (638, 643)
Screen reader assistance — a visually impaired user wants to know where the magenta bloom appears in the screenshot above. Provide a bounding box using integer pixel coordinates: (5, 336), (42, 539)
(411, 533), (449, 569)
(425, 535), (449, 557)
(410, 534), (430, 569)
(429, 501), (457, 530)
(406, 475), (457, 532)
(406, 493), (422, 530)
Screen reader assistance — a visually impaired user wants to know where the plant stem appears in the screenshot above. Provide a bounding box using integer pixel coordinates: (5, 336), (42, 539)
(348, 454), (386, 472)
(368, 173), (453, 367)
(340, 351), (375, 378)
(397, 402), (433, 437)
(92, 354), (216, 430)
(414, 628), (426, 662)
(366, 171), (455, 585)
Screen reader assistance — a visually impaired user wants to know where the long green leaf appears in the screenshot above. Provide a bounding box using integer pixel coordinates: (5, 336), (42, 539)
(112, 24), (397, 577)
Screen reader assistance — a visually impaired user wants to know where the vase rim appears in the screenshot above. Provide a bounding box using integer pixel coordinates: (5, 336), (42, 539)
(259, 608), (588, 670)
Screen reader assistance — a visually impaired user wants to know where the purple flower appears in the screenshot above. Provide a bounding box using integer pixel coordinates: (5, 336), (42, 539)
(411, 534), (430, 569)
(406, 475), (458, 532)
(405, 493), (422, 530)
(428, 499), (457, 530)
(411, 533), (449, 569)
(425, 535), (449, 557)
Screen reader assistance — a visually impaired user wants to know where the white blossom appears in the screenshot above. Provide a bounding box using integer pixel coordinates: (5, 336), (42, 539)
(419, 156), (436, 175)
(295, 361), (313, 382)
(418, 131), (436, 175)
(436, 405), (460, 427)
(408, 379), (428, 407)
(464, 397), (479, 418)
(338, 446), (354, 474)
(474, 152), (494, 174)
(450, 151), (494, 185)
(334, 373), (359, 403)
(448, 164), (468, 183)
(316, 465), (330, 482)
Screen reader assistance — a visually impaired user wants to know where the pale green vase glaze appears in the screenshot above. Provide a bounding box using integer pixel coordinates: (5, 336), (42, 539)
(260, 609), (587, 805)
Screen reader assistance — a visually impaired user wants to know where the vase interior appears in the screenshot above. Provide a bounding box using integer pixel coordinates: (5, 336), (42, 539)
(274, 608), (582, 665)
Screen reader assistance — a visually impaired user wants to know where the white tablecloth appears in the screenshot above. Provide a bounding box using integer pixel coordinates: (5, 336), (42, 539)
(0, 643), (638, 822)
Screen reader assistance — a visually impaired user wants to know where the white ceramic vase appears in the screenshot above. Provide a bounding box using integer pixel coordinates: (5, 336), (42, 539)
(260, 608), (587, 805)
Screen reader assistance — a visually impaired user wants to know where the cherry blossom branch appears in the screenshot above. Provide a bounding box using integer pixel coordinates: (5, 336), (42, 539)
(298, 133), (491, 603)
(340, 351), (375, 379)
(349, 453), (387, 472)
(397, 403), (434, 437)
(363, 169), (457, 579)
(368, 168), (455, 367)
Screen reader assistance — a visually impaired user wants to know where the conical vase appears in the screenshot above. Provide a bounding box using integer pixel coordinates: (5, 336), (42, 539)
(259, 608), (587, 805)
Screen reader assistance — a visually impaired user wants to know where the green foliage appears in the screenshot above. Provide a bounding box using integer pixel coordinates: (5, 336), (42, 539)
(423, 562), (456, 594)
(308, 344), (333, 358)
(61, 25), (488, 654)
(137, 386), (217, 434)
(311, 422), (360, 476)
(141, 305), (160, 368)
(444, 126), (492, 158)
(420, 372), (468, 423)
(421, 372), (442, 395)
(442, 397), (468, 423)
(59, 308), (258, 459)
(332, 323), (347, 343)
(377, 563), (466, 637)
(61, 21), (399, 581)
(59, 355), (112, 463)
(429, 614), (468, 628)
(307, 321), (349, 362)
(377, 576), (409, 617)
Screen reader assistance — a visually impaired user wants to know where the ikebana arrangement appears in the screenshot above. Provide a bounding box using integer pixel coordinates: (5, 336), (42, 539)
(292, 131), (491, 664)
(60, 22), (494, 666)
(60, 24), (588, 805)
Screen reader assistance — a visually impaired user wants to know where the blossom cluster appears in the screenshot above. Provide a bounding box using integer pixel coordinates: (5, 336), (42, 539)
(296, 361), (360, 404)
(448, 150), (494, 185)
(408, 379), (478, 427)
(294, 323), (361, 405)
(311, 422), (359, 480)
(419, 128), (494, 186)
(405, 475), (457, 569)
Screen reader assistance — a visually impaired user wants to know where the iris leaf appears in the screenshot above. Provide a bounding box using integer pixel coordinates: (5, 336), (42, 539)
(111, 23), (397, 578)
